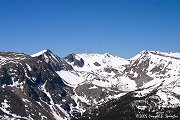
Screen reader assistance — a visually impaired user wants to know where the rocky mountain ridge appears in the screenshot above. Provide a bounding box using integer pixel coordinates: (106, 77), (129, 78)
(0, 50), (180, 120)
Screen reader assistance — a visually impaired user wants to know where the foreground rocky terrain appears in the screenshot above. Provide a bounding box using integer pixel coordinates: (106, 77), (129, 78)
(0, 49), (180, 120)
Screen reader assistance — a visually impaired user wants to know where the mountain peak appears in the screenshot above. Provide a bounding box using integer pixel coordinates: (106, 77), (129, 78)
(133, 50), (165, 61)
(31, 49), (73, 71)
(31, 49), (53, 57)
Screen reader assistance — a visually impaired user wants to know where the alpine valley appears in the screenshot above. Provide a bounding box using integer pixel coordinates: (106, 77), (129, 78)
(0, 49), (180, 120)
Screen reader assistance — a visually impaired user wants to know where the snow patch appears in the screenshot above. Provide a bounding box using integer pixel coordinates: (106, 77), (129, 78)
(31, 50), (48, 57)
(26, 64), (32, 71)
(89, 85), (98, 89)
(56, 71), (85, 87)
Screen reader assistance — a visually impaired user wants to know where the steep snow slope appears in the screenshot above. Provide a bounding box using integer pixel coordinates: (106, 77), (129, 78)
(56, 70), (85, 87)
(31, 50), (48, 57)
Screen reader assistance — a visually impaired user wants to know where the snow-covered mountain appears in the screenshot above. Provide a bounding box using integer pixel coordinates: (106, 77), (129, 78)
(77, 50), (180, 120)
(0, 50), (180, 120)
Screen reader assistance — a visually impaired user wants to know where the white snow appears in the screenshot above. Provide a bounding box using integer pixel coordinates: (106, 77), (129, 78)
(107, 93), (126, 99)
(172, 86), (180, 95)
(72, 53), (129, 72)
(63, 53), (137, 91)
(0, 54), (27, 66)
(156, 91), (180, 107)
(117, 76), (137, 91)
(137, 106), (148, 111)
(135, 88), (154, 97)
(1, 99), (10, 112)
(132, 50), (180, 89)
(44, 54), (49, 62)
(91, 79), (111, 88)
(56, 70), (85, 87)
(31, 49), (60, 64)
(142, 78), (164, 88)
(71, 93), (91, 114)
(153, 51), (180, 59)
(31, 50), (48, 57)
(26, 64), (32, 71)
(89, 85), (98, 89)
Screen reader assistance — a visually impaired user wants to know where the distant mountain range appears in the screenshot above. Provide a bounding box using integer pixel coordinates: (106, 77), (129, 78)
(0, 49), (180, 120)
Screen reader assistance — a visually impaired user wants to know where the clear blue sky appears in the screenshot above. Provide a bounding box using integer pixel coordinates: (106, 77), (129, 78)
(0, 0), (180, 58)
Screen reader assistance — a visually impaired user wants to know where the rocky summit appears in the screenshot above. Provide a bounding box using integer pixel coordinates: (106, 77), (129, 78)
(0, 50), (180, 120)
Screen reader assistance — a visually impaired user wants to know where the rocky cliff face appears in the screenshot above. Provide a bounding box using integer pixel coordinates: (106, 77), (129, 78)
(0, 51), (75, 120)
(0, 50), (180, 120)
